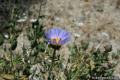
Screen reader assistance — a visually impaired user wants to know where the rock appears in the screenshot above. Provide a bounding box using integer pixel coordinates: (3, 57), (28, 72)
(14, 32), (31, 55)
(30, 64), (44, 74)
(2, 32), (10, 39)
(104, 44), (112, 53)
(30, 18), (37, 23)
(29, 75), (40, 80)
(110, 40), (120, 53)
(0, 48), (5, 58)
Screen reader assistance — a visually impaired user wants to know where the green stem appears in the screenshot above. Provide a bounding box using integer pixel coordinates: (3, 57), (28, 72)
(10, 49), (13, 73)
(48, 49), (56, 80)
(51, 49), (56, 67)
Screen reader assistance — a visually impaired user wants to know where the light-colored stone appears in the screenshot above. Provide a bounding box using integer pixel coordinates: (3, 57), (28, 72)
(14, 31), (31, 55)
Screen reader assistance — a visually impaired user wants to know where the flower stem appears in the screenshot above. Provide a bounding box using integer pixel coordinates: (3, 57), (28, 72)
(10, 49), (13, 73)
(48, 49), (56, 80)
(51, 49), (56, 66)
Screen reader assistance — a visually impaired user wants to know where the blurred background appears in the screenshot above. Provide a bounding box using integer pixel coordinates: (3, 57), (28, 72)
(0, 0), (120, 80)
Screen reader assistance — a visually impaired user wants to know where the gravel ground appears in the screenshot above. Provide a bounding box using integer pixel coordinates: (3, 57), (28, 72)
(0, 0), (120, 79)
(37, 0), (120, 77)
(8, 0), (120, 78)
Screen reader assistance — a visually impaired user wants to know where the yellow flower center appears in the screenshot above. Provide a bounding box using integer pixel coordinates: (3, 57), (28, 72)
(51, 37), (61, 44)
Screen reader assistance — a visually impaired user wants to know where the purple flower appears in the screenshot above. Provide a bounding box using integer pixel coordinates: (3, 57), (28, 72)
(45, 27), (71, 46)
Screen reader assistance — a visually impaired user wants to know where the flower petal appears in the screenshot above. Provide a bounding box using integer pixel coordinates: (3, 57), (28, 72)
(45, 27), (71, 45)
